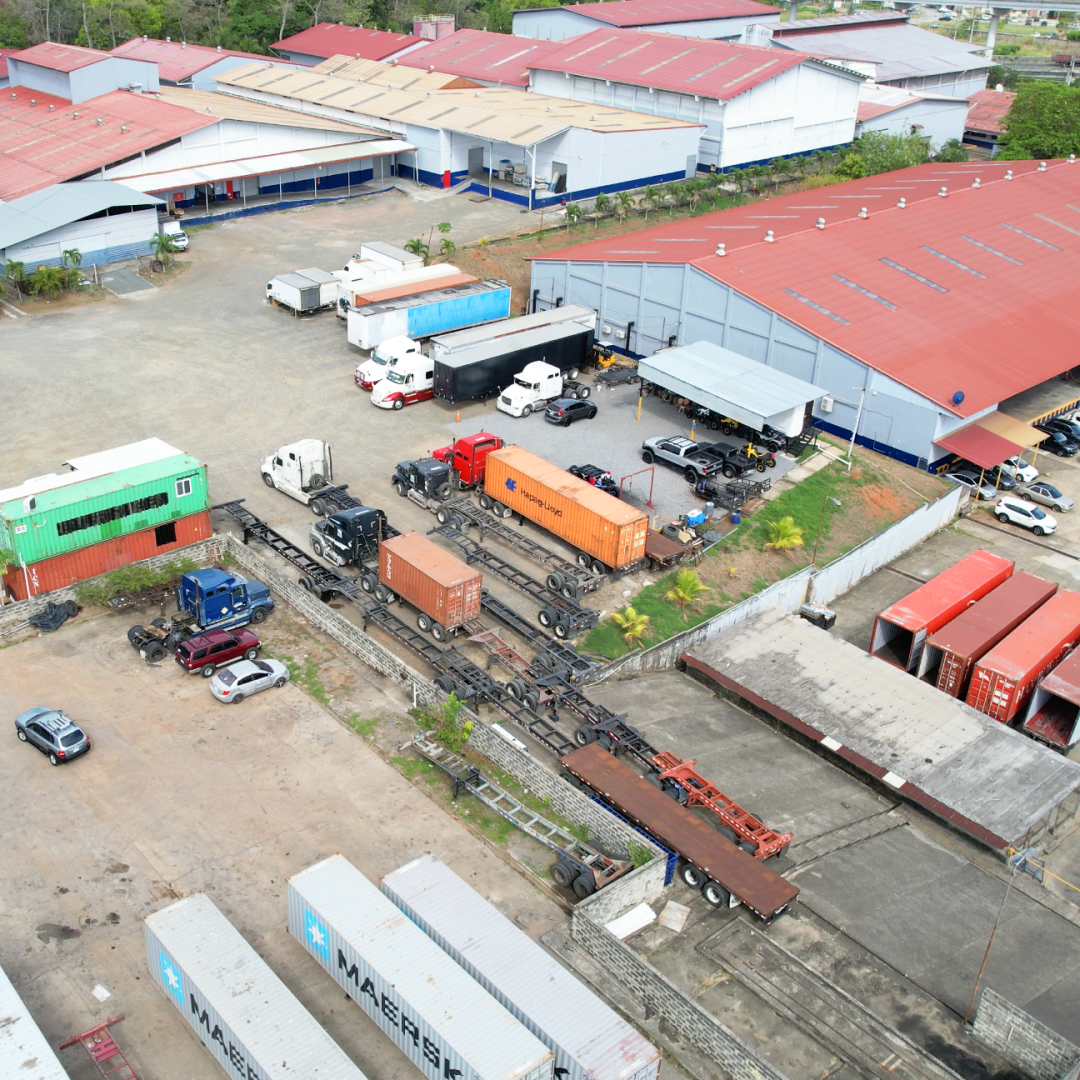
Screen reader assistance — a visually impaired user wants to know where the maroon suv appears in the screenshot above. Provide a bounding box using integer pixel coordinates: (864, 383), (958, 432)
(175, 628), (261, 677)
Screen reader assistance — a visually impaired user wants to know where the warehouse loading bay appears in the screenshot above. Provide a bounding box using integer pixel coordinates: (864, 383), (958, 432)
(4, 195), (1080, 1080)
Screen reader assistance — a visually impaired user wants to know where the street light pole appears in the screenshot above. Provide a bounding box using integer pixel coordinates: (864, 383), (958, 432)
(811, 496), (842, 566)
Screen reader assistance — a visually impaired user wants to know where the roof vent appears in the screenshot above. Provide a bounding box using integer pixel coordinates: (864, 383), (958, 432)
(429, 64), (434, 71)
(764, 230), (775, 243)
(48, 104), (54, 110)
(1038, 161), (1047, 171)
(121, 124), (128, 132)
(898, 197), (906, 208)
(1070, 154), (1076, 163)
(9, 93), (14, 99)
(938, 186), (947, 197)
(816, 217), (825, 230)
(217, 44), (222, 51)
(181, 41), (186, 48)
(716, 243), (726, 256)
(1005, 169), (1013, 180)
(391, 58), (398, 64)
(166, 35), (170, 41)
(591, 114), (596, 121)
(858, 206), (868, 218)
(96, 117), (104, 124)
(73, 111), (79, 118)
(972, 177), (980, 188)
(29, 99), (35, 105)
(142, 33), (147, 39)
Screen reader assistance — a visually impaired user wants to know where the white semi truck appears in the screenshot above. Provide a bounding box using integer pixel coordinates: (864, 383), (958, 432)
(496, 360), (590, 417)
(260, 440), (336, 514)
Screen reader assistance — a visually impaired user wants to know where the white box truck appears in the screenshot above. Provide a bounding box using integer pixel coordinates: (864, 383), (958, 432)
(266, 268), (340, 315)
(344, 241), (423, 275)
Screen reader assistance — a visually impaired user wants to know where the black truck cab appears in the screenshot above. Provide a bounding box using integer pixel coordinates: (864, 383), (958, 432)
(309, 505), (388, 567)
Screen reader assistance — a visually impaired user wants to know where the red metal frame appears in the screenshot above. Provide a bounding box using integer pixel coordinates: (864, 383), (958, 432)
(619, 466), (655, 509)
(60, 1015), (140, 1080)
(653, 751), (793, 859)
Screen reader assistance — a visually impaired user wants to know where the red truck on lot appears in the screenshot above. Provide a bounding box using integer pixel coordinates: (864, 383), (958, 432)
(431, 432), (504, 491)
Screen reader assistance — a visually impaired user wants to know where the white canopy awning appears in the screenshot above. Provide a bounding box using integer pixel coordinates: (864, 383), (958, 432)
(638, 340), (828, 437)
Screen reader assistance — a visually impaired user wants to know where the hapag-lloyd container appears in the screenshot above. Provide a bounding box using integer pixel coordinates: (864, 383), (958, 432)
(870, 550), (1014, 671)
(1023, 648), (1080, 750)
(0, 962), (68, 1080)
(379, 531), (482, 631)
(144, 893), (367, 1080)
(483, 447), (648, 571)
(967, 589), (1080, 722)
(288, 855), (554, 1080)
(916, 571), (1058, 698)
(382, 855), (662, 1080)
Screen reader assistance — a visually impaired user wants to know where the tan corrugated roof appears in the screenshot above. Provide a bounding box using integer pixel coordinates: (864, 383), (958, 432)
(156, 85), (376, 133)
(215, 61), (702, 142)
(311, 54), (477, 91)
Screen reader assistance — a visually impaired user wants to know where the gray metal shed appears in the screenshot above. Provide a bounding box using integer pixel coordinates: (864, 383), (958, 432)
(638, 340), (827, 437)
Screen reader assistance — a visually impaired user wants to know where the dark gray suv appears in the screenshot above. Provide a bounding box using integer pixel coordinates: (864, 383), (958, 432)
(15, 707), (90, 766)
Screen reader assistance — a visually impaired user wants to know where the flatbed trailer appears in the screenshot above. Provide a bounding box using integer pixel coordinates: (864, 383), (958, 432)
(561, 744), (799, 921)
(409, 733), (632, 897)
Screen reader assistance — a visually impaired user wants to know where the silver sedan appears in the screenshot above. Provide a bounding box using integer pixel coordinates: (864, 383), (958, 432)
(943, 469), (997, 500)
(1020, 481), (1075, 514)
(209, 659), (290, 703)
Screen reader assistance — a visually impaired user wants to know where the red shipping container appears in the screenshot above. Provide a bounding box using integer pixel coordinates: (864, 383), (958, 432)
(1022, 648), (1080, 752)
(916, 571), (1058, 698)
(379, 531), (481, 635)
(2, 511), (212, 601)
(870, 550), (1014, 671)
(353, 273), (477, 306)
(966, 589), (1080, 723)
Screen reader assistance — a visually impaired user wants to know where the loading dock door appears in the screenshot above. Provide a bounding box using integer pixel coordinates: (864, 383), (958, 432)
(468, 147), (484, 176)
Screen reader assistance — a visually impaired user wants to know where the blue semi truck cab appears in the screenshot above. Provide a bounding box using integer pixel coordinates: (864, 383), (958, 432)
(179, 568), (274, 630)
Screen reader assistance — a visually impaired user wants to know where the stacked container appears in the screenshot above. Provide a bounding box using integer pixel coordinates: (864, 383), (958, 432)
(0, 962), (68, 1080)
(869, 550), (1014, 671)
(288, 855), (555, 1080)
(144, 893), (367, 1080)
(382, 855), (662, 1080)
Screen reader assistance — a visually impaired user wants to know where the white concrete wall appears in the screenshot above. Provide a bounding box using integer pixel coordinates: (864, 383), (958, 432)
(513, 8), (779, 40)
(885, 69), (988, 98)
(3, 206), (159, 267)
(856, 97), (967, 149)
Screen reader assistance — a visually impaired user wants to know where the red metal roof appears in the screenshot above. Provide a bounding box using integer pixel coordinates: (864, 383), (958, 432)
(110, 37), (271, 82)
(397, 29), (562, 87)
(0, 48), (17, 79)
(562, 0), (780, 27)
(272, 23), (421, 62)
(7, 41), (112, 72)
(966, 87), (1015, 136)
(0, 88), (215, 201)
(935, 424), (1023, 469)
(527, 28), (806, 99)
(534, 160), (1080, 417)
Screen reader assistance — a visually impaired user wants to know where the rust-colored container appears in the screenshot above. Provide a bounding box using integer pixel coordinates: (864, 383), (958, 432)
(1023, 649), (1080, 751)
(2, 511), (212, 601)
(966, 589), (1080, 723)
(353, 273), (477, 306)
(379, 531), (481, 632)
(870, 550), (1014, 671)
(917, 571), (1058, 698)
(483, 447), (648, 571)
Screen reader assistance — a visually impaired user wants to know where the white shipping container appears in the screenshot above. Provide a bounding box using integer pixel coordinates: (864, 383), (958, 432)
(430, 305), (597, 358)
(288, 855), (554, 1080)
(383, 856), (662, 1080)
(144, 893), (368, 1080)
(0, 963), (68, 1080)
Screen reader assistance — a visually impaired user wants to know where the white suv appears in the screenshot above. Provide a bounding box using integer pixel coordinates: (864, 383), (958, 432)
(998, 455), (1039, 484)
(994, 496), (1057, 536)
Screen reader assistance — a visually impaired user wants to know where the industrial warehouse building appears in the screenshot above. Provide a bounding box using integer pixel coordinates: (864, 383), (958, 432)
(388, 29), (562, 88)
(108, 37), (290, 89)
(525, 29), (862, 170)
(271, 23), (424, 66)
(855, 83), (967, 149)
(530, 159), (1080, 471)
(513, 0), (781, 42)
(215, 60), (704, 205)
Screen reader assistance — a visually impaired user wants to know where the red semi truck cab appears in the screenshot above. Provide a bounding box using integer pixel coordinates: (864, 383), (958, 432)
(432, 433), (503, 490)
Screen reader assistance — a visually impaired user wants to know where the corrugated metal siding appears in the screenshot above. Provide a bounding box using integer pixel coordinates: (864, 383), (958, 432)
(7, 207), (159, 267)
(382, 856), (661, 1080)
(0, 963), (69, 1080)
(144, 893), (368, 1080)
(288, 855), (554, 1080)
(3, 511), (211, 601)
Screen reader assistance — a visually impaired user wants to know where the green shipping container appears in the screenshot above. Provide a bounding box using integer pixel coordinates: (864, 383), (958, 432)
(0, 442), (209, 565)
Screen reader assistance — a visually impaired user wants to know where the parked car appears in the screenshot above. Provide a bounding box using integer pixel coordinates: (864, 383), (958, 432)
(1020, 481), (1075, 513)
(1042, 417), (1080, 442)
(642, 436), (724, 482)
(696, 442), (753, 479)
(1035, 426), (1079, 457)
(994, 496), (1057, 536)
(544, 398), (597, 427)
(963, 463), (1016, 491)
(209, 658), (290, 703)
(15, 707), (90, 766)
(999, 455), (1039, 484)
(175, 628), (261, 677)
(943, 468), (997, 500)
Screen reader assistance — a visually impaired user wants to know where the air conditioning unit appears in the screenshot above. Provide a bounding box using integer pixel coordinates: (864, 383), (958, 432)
(602, 325), (612, 334)
(820, 395), (834, 413)
(615, 329), (625, 339)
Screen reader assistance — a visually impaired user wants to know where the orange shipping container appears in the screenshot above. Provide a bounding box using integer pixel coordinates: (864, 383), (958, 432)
(484, 447), (648, 571)
(353, 273), (478, 306)
(2, 511), (212, 601)
(379, 531), (481, 633)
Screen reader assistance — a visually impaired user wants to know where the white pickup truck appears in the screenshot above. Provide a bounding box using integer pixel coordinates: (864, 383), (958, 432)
(260, 440), (335, 514)
(496, 361), (591, 418)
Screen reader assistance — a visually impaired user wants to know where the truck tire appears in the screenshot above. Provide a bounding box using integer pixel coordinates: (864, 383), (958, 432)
(392, 398), (404, 411)
(532, 652), (553, 674)
(395, 481), (408, 497)
(702, 880), (730, 908)
(434, 674), (456, 694)
(722, 465), (736, 479)
(144, 642), (166, 664)
(243, 647), (259, 661)
(680, 861), (705, 888)
(551, 860), (576, 888)
(577, 551), (591, 568)
(262, 473), (275, 488)
(561, 583), (578, 600)
(521, 404), (532, 417)
(250, 606), (268, 624)
(374, 584), (388, 602)
(128, 626), (145, 646)
(546, 572), (565, 592)
(436, 482), (450, 498)
(718, 826), (739, 844)
(310, 498), (326, 517)
(578, 386), (590, 399)
(523, 692), (539, 711)
(553, 621), (569, 640)
(567, 368), (579, 380)
(574, 725), (596, 746)
(311, 538), (325, 558)
(417, 613), (432, 632)
(572, 874), (597, 899)
(360, 574), (376, 593)
(642, 450), (655, 464)
(566, 388), (578, 400)
(537, 607), (555, 628)
(437, 507), (451, 525)
(562, 768), (585, 789)
(479, 493), (493, 510)
(590, 559), (605, 577)
(431, 623), (447, 642)
(684, 467), (697, 484)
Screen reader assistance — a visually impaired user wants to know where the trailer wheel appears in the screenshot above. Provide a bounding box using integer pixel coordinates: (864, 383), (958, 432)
(574, 725), (596, 746)
(551, 860), (576, 888)
(417, 613), (432, 632)
(128, 626), (145, 646)
(434, 674), (456, 694)
(479, 493), (493, 510)
(577, 551), (591, 568)
(590, 559), (605, 577)
(546, 572), (565, 592)
(567, 368), (580, 380)
(553, 621), (569, 640)
(702, 880), (730, 908)
(436, 507), (450, 525)
(718, 827), (739, 844)
(507, 679), (526, 700)
(560, 583), (578, 601)
(144, 642), (167, 664)
(374, 584), (389, 602)
(740, 842), (757, 855)
(561, 768), (585, 789)
(250, 606), (268, 624)
(310, 498), (326, 517)
(537, 607), (555, 628)
(572, 874), (597, 899)
(522, 405), (532, 417)
(431, 622), (447, 642)
(577, 386), (590, 399)
(523, 692), (539, 712)
(680, 861), (706, 888)
(360, 574), (376, 593)
(664, 780), (689, 805)
(299, 575), (316, 592)
(451, 514), (468, 532)
(500, 503), (514, 519)
(532, 652), (553, 674)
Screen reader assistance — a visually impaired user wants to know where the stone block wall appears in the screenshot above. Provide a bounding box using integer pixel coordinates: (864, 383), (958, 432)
(973, 988), (1079, 1080)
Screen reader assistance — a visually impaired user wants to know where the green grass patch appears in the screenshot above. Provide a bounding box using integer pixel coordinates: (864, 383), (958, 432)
(269, 652), (330, 704)
(346, 714), (380, 737)
(392, 755), (436, 779)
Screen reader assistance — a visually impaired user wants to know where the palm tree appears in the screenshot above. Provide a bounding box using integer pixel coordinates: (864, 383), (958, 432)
(610, 606), (650, 647)
(641, 185), (660, 220)
(592, 192), (612, 226)
(769, 158), (786, 191)
(438, 238), (456, 261)
(764, 516), (805, 555)
(27, 266), (66, 300)
(685, 178), (707, 212)
(404, 237), (430, 264)
(615, 190), (634, 222)
(564, 202), (582, 231)
(662, 181), (683, 214)
(150, 232), (180, 267)
(4, 259), (26, 298)
(664, 568), (709, 618)
(61, 248), (82, 269)
(810, 149), (825, 176)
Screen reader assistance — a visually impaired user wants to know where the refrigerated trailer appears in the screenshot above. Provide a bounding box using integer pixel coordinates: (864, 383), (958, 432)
(916, 571), (1058, 698)
(967, 589), (1080, 723)
(870, 550), (1014, 671)
(0, 962), (68, 1080)
(382, 855), (662, 1080)
(433, 323), (594, 404)
(346, 280), (512, 350)
(429, 305), (596, 358)
(337, 265), (473, 318)
(266, 268), (340, 314)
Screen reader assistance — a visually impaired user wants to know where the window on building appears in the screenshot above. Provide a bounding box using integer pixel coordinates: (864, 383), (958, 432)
(155, 522), (177, 546)
(176, 477), (193, 497)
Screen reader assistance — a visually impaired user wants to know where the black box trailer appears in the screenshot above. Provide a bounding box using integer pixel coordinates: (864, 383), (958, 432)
(433, 323), (594, 404)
